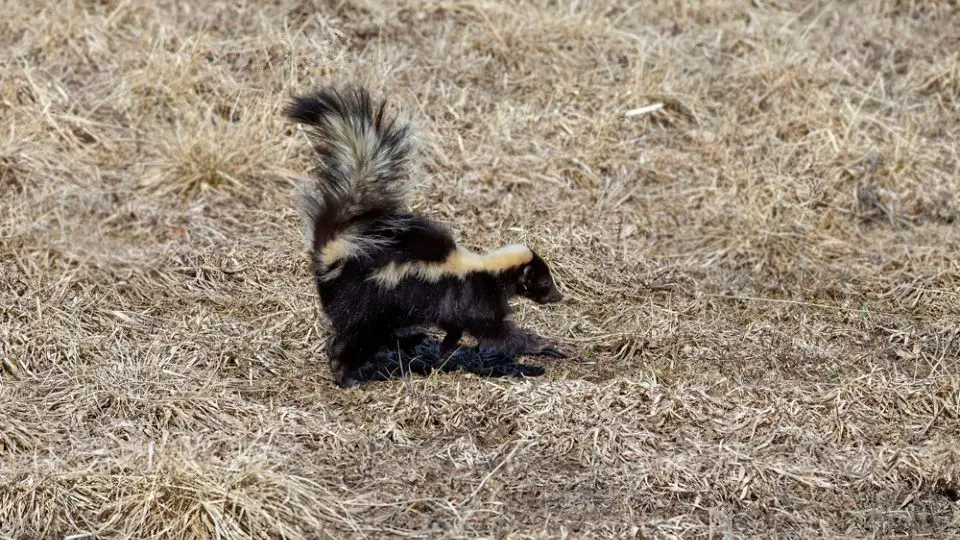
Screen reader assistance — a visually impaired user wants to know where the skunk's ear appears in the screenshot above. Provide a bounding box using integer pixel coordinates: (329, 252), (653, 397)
(522, 264), (533, 281)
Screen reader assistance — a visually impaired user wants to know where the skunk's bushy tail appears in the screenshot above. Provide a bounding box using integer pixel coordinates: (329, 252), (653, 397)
(284, 87), (412, 259)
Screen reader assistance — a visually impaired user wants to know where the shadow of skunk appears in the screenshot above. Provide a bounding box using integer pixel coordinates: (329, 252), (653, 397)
(354, 333), (549, 382)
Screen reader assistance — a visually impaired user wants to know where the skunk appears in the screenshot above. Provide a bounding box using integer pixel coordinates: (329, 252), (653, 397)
(284, 87), (564, 387)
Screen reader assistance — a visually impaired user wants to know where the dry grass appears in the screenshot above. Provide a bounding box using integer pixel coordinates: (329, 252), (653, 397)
(2, 0), (960, 538)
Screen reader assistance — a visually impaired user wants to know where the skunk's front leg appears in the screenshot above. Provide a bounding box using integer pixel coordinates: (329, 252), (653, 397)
(470, 319), (565, 359)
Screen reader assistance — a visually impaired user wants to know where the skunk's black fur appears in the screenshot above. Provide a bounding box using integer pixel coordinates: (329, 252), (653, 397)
(285, 87), (564, 387)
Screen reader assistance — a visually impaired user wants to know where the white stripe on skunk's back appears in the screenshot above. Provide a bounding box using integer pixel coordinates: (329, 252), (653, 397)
(314, 233), (364, 281)
(371, 244), (533, 288)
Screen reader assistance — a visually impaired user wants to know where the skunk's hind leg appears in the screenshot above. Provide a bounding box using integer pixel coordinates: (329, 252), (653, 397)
(439, 324), (464, 357)
(326, 324), (389, 387)
(390, 326), (430, 352)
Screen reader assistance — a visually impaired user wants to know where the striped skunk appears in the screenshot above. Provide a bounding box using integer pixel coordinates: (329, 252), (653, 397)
(284, 87), (565, 387)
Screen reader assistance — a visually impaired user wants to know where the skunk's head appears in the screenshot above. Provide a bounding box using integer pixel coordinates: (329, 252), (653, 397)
(517, 252), (563, 304)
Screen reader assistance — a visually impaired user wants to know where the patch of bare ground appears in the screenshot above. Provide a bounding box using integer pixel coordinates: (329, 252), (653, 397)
(2, 0), (959, 538)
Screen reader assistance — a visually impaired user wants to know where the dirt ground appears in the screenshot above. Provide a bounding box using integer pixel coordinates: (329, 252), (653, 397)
(2, 1), (959, 538)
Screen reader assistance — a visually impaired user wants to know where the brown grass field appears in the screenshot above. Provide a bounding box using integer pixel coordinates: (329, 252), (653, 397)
(2, 0), (960, 538)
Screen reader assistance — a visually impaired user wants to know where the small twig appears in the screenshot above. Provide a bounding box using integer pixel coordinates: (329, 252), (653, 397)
(624, 103), (664, 117)
(461, 441), (527, 506)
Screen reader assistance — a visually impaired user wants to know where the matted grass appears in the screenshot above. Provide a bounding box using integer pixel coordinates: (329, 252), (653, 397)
(2, 1), (959, 538)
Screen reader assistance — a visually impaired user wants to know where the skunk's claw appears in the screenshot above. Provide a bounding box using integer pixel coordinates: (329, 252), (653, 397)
(537, 346), (567, 359)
